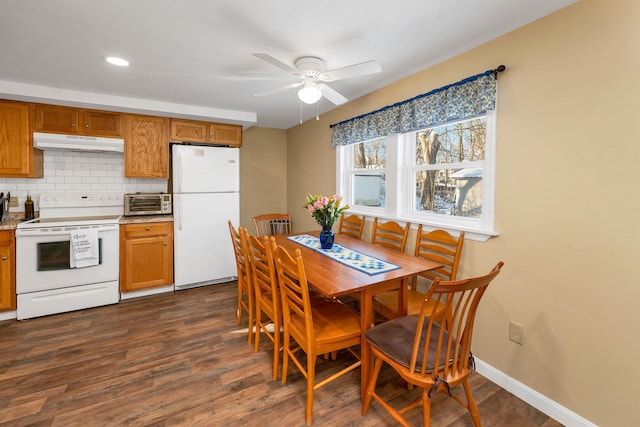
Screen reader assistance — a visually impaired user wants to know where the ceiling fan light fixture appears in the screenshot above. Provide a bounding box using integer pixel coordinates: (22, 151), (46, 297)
(104, 56), (130, 67)
(298, 83), (322, 104)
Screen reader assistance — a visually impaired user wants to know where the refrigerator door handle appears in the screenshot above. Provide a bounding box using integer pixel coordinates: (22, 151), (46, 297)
(176, 154), (183, 194)
(177, 194), (183, 231)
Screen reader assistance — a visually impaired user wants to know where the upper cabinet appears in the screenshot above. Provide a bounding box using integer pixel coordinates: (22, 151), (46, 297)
(0, 101), (43, 178)
(124, 114), (169, 179)
(170, 119), (242, 147)
(211, 123), (243, 146)
(34, 104), (123, 137)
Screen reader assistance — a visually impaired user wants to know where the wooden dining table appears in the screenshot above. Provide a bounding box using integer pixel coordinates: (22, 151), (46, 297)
(273, 231), (443, 399)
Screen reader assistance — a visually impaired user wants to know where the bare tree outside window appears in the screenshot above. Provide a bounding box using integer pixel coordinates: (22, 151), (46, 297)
(414, 117), (486, 217)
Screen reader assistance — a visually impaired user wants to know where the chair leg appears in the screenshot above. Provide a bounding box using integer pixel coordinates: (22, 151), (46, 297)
(362, 356), (384, 415)
(462, 378), (482, 426)
(305, 354), (317, 426)
(236, 283), (243, 324)
(281, 333), (290, 384)
(253, 310), (261, 352)
(246, 288), (254, 345)
(272, 319), (281, 381)
(421, 387), (431, 427)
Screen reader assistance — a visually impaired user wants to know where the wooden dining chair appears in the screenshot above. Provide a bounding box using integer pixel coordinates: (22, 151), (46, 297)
(252, 213), (292, 237)
(370, 217), (410, 253)
(364, 218), (411, 316)
(338, 213), (366, 240)
(228, 221), (254, 344)
(362, 262), (504, 427)
(374, 226), (465, 319)
(274, 245), (362, 426)
(245, 231), (282, 380)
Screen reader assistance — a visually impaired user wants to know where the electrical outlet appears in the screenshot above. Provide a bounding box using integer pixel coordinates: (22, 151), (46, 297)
(9, 196), (19, 208)
(509, 321), (524, 345)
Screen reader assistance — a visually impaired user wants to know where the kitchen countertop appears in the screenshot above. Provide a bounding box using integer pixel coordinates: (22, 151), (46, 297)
(0, 213), (173, 230)
(119, 215), (174, 224)
(0, 214), (26, 231)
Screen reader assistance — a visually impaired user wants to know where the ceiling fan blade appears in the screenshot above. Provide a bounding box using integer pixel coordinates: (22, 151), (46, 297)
(318, 83), (348, 105)
(253, 80), (303, 97)
(319, 60), (382, 82)
(253, 53), (299, 74)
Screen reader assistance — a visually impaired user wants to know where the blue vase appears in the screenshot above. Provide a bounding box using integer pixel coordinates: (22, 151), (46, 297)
(319, 225), (334, 249)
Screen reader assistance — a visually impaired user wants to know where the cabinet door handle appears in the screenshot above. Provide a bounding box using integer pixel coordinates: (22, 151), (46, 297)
(164, 242), (168, 246)
(145, 226), (151, 231)
(1, 256), (7, 260)
(71, 123), (77, 127)
(85, 124), (90, 128)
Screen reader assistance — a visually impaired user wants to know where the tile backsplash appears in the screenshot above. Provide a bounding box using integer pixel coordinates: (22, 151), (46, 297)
(0, 151), (168, 212)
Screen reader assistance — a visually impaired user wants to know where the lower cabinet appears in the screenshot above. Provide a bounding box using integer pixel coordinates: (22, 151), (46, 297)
(120, 222), (173, 293)
(0, 230), (16, 311)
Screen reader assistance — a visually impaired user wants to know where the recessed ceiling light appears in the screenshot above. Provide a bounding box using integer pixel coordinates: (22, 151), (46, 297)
(104, 56), (130, 67)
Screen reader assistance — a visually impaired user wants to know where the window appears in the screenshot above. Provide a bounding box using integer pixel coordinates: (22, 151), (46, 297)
(347, 137), (387, 209)
(337, 112), (496, 241)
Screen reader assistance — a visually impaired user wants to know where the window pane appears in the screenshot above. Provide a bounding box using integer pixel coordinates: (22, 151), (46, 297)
(354, 173), (385, 207)
(415, 117), (486, 166)
(415, 169), (482, 217)
(353, 137), (386, 169)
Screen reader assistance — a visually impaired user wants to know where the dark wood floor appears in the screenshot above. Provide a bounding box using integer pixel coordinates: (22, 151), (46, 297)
(0, 282), (562, 427)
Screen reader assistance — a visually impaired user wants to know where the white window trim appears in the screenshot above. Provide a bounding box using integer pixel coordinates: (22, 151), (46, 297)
(336, 111), (498, 242)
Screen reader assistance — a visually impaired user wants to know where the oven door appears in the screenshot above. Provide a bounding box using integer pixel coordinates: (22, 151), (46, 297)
(16, 224), (119, 293)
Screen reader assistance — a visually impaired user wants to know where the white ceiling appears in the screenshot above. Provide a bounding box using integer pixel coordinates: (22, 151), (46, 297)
(0, 0), (577, 129)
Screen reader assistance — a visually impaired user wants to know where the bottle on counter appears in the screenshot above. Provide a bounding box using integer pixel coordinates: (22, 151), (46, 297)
(24, 194), (34, 221)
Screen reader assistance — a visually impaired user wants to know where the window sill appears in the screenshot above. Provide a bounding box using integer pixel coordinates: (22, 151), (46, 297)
(348, 209), (499, 242)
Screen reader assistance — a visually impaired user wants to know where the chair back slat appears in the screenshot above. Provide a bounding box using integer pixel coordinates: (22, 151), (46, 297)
(228, 221), (251, 289)
(274, 246), (314, 342)
(371, 218), (410, 253)
(411, 262), (503, 382)
(246, 233), (278, 317)
(252, 213), (292, 237)
(414, 225), (464, 284)
(338, 213), (366, 239)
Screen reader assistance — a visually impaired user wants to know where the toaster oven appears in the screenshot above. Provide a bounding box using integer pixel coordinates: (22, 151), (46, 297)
(124, 193), (172, 216)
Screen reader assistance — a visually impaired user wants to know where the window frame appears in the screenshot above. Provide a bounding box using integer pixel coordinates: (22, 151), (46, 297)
(336, 111), (498, 242)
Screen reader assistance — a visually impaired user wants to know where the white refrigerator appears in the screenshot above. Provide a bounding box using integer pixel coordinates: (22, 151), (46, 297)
(172, 144), (239, 289)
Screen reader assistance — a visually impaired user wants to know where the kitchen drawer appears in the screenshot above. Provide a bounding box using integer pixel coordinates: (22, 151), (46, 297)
(121, 222), (172, 238)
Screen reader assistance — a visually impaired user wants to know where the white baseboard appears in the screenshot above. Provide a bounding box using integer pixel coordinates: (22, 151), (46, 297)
(0, 310), (16, 321)
(120, 284), (174, 300)
(475, 358), (597, 427)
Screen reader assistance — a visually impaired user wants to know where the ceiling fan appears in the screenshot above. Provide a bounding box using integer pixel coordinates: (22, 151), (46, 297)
(253, 53), (382, 105)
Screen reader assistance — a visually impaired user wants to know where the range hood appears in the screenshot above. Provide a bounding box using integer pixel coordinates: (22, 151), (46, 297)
(33, 132), (125, 153)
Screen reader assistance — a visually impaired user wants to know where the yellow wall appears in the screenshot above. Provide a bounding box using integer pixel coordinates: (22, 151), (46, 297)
(239, 127), (288, 230)
(282, 0), (640, 424)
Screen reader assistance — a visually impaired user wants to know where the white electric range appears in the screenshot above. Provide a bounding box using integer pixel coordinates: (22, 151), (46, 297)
(15, 192), (123, 320)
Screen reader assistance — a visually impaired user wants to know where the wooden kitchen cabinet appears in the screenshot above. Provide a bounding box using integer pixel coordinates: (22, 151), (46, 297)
(120, 222), (173, 293)
(124, 114), (169, 178)
(210, 123), (243, 146)
(0, 101), (44, 177)
(170, 119), (242, 147)
(34, 104), (123, 137)
(82, 110), (123, 137)
(0, 230), (16, 312)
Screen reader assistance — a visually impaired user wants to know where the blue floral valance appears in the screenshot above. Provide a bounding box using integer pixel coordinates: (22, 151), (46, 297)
(330, 70), (498, 146)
